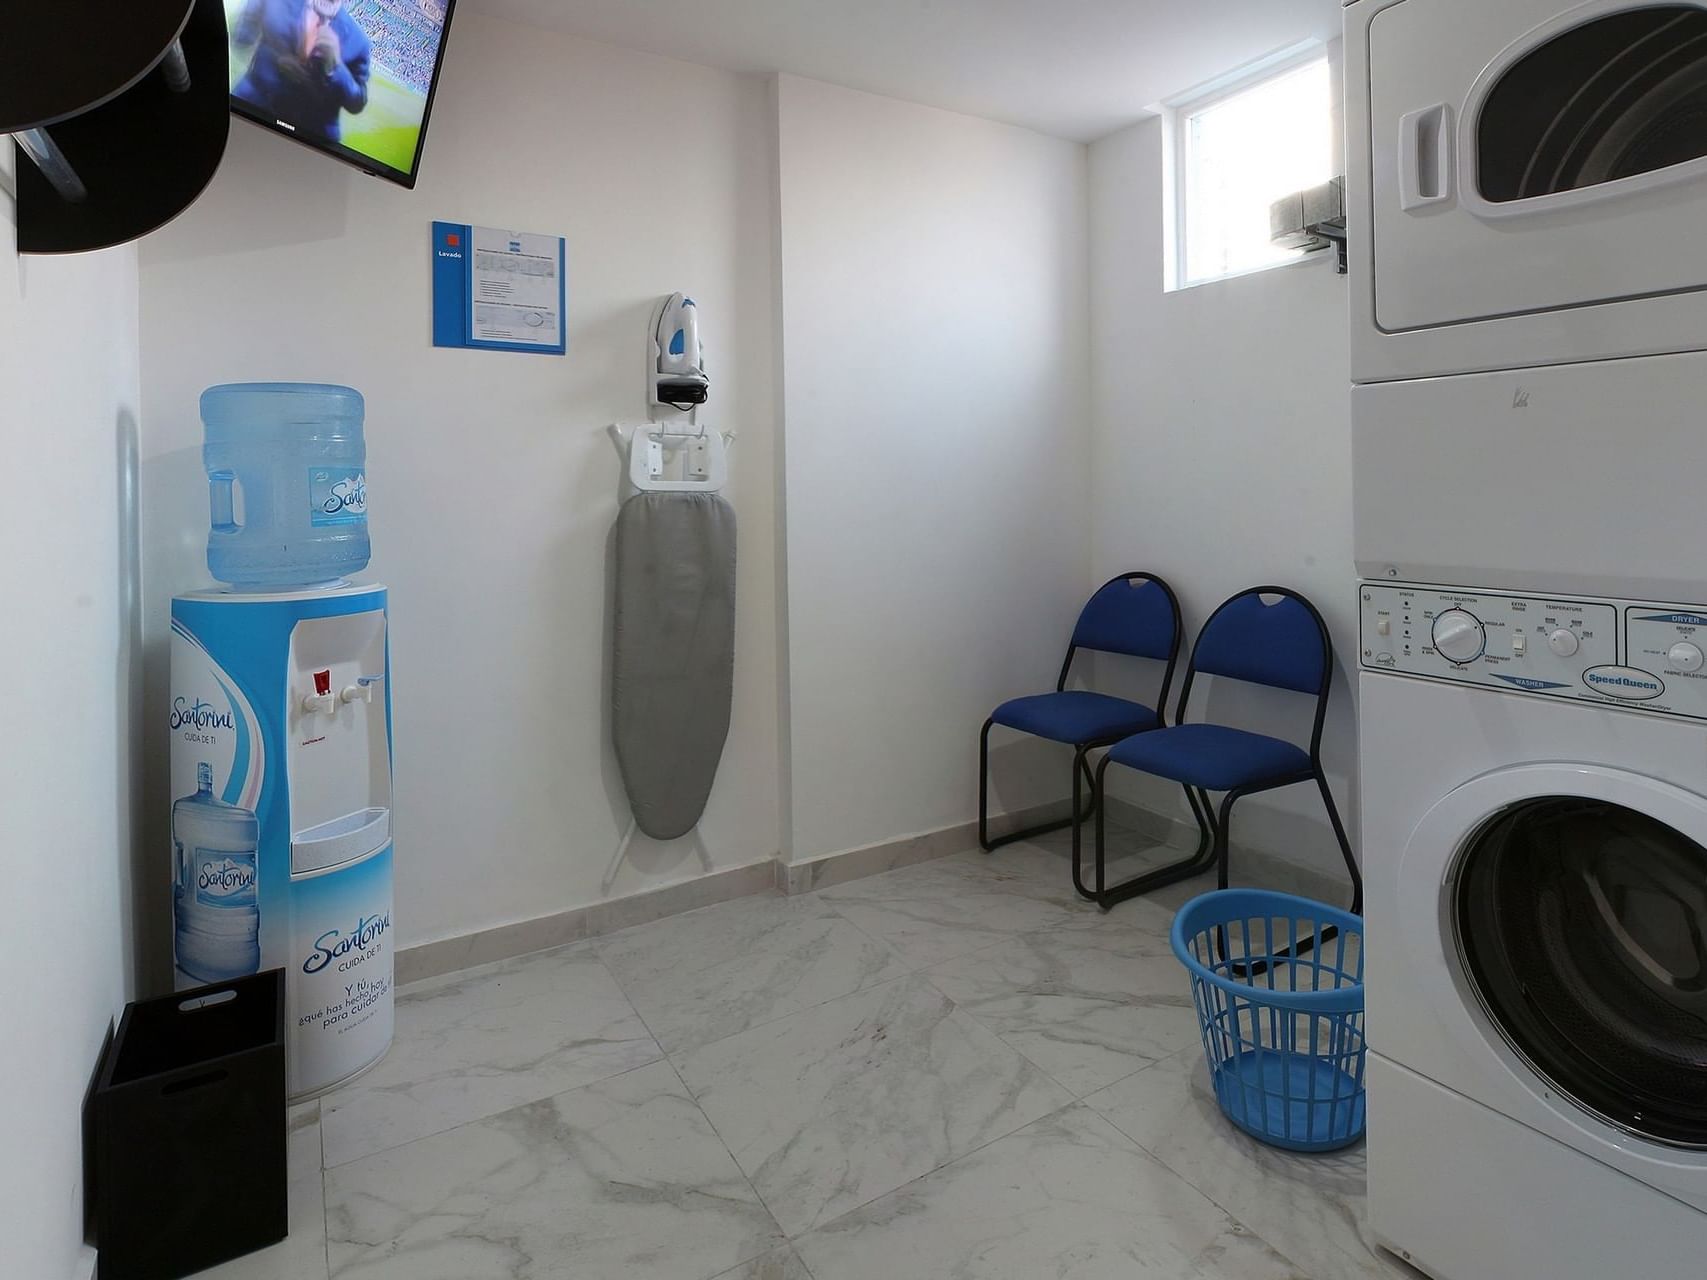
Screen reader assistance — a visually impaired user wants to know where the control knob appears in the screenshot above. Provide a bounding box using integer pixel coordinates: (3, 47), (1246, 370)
(1669, 641), (1704, 673)
(1547, 628), (1580, 658)
(1431, 609), (1485, 664)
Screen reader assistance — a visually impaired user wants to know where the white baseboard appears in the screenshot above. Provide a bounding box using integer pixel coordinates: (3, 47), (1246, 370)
(396, 796), (1359, 988)
(394, 859), (777, 986)
(395, 800), (1071, 984)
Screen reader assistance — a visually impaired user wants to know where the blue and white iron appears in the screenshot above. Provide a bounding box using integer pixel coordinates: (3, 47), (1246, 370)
(650, 291), (710, 408)
(610, 291), (730, 496)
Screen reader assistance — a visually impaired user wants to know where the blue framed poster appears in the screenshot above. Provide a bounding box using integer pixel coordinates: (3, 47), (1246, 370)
(432, 221), (567, 355)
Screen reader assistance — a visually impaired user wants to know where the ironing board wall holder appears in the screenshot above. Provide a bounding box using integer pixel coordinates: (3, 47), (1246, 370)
(606, 419), (732, 494)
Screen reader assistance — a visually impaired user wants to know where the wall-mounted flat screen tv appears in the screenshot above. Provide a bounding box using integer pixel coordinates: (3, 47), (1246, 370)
(223, 0), (456, 188)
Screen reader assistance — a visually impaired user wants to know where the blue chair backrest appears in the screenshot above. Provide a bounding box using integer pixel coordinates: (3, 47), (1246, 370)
(1192, 591), (1326, 695)
(1071, 576), (1177, 662)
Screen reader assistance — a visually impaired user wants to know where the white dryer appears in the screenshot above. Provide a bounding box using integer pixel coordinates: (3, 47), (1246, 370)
(1346, 0), (1707, 382)
(1357, 580), (1707, 1279)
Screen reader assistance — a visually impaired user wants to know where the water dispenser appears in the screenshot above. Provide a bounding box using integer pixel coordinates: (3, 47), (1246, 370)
(173, 380), (394, 1096)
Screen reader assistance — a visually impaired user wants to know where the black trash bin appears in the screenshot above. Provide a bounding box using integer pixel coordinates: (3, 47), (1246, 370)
(93, 969), (287, 1280)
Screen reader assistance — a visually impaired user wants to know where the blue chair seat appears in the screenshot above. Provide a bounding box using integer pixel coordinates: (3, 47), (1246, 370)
(1105, 723), (1310, 792)
(991, 690), (1159, 746)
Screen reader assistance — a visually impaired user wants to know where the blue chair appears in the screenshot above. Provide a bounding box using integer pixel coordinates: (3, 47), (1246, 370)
(979, 572), (1183, 896)
(1090, 586), (1362, 915)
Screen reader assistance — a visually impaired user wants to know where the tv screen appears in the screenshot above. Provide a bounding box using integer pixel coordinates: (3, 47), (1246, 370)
(224, 0), (455, 188)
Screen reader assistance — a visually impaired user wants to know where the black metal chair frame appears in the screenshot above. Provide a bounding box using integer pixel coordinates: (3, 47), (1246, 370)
(1090, 586), (1363, 922)
(979, 572), (1183, 894)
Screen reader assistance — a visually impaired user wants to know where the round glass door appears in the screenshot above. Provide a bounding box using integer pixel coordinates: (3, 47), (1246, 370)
(1455, 796), (1707, 1147)
(1478, 6), (1707, 202)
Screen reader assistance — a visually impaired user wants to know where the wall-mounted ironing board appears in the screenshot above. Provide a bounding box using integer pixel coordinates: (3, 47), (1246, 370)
(607, 422), (737, 843)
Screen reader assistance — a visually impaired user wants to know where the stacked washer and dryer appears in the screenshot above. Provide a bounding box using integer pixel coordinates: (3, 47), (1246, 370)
(1345, 1), (1707, 1275)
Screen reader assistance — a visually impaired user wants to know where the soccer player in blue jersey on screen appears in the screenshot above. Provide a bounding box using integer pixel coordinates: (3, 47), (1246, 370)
(233, 0), (372, 145)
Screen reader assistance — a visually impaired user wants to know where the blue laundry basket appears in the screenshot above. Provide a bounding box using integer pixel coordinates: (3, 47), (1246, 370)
(1171, 889), (1367, 1152)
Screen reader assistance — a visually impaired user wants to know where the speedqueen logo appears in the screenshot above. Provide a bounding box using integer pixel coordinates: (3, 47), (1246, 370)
(1582, 665), (1665, 701)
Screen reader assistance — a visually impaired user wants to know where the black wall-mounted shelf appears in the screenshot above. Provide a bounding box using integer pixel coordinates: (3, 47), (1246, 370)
(0, 2), (195, 132)
(5, 0), (229, 255)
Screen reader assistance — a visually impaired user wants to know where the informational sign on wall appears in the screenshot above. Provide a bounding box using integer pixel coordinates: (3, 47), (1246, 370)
(432, 221), (567, 354)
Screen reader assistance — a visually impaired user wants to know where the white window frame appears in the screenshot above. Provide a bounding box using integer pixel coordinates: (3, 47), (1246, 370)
(1163, 41), (1337, 292)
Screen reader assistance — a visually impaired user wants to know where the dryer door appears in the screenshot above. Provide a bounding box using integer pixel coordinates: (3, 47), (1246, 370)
(1402, 765), (1707, 1154)
(1368, 0), (1707, 332)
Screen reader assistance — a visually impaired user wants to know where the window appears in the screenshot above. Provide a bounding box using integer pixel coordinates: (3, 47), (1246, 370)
(1168, 51), (1334, 289)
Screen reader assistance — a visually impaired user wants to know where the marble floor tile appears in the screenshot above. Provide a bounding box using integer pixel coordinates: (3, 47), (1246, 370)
(978, 837), (1213, 933)
(676, 973), (1074, 1236)
(1044, 839), (1215, 914)
(1093, 839), (1358, 916)
(196, 1100), (328, 1280)
(818, 850), (1094, 968)
(794, 1104), (1305, 1280)
(597, 893), (908, 1053)
(710, 1246), (814, 1279)
(325, 1060), (784, 1280)
(1084, 1052), (1419, 1280)
(321, 942), (660, 1166)
(1003, 854), (1184, 943)
(925, 928), (1202, 1097)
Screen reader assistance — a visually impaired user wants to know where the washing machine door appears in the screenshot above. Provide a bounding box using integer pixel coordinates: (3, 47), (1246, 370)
(1406, 764), (1707, 1153)
(1367, 0), (1707, 332)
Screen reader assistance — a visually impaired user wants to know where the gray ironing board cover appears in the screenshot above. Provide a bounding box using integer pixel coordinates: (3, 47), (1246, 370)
(612, 490), (737, 840)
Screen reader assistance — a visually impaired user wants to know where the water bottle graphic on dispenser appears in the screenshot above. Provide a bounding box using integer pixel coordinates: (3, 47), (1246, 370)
(173, 762), (261, 983)
(202, 382), (371, 588)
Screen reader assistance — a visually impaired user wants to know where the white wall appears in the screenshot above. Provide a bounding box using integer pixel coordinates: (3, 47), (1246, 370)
(1087, 114), (1358, 881)
(0, 151), (143, 1280)
(137, 12), (780, 958)
(774, 76), (1091, 861)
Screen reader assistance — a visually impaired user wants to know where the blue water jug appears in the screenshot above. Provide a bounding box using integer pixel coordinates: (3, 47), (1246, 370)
(202, 382), (370, 588)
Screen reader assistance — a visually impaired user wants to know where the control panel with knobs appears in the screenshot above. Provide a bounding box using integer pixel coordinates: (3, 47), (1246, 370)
(1360, 583), (1707, 721)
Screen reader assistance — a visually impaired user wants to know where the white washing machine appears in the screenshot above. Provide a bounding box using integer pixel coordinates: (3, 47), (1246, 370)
(1357, 581), (1707, 1278)
(1345, 0), (1707, 382)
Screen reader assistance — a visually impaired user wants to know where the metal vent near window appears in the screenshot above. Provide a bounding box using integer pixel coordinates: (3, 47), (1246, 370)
(1478, 6), (1707, 202)
(1455, 797), (1707, 1148)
